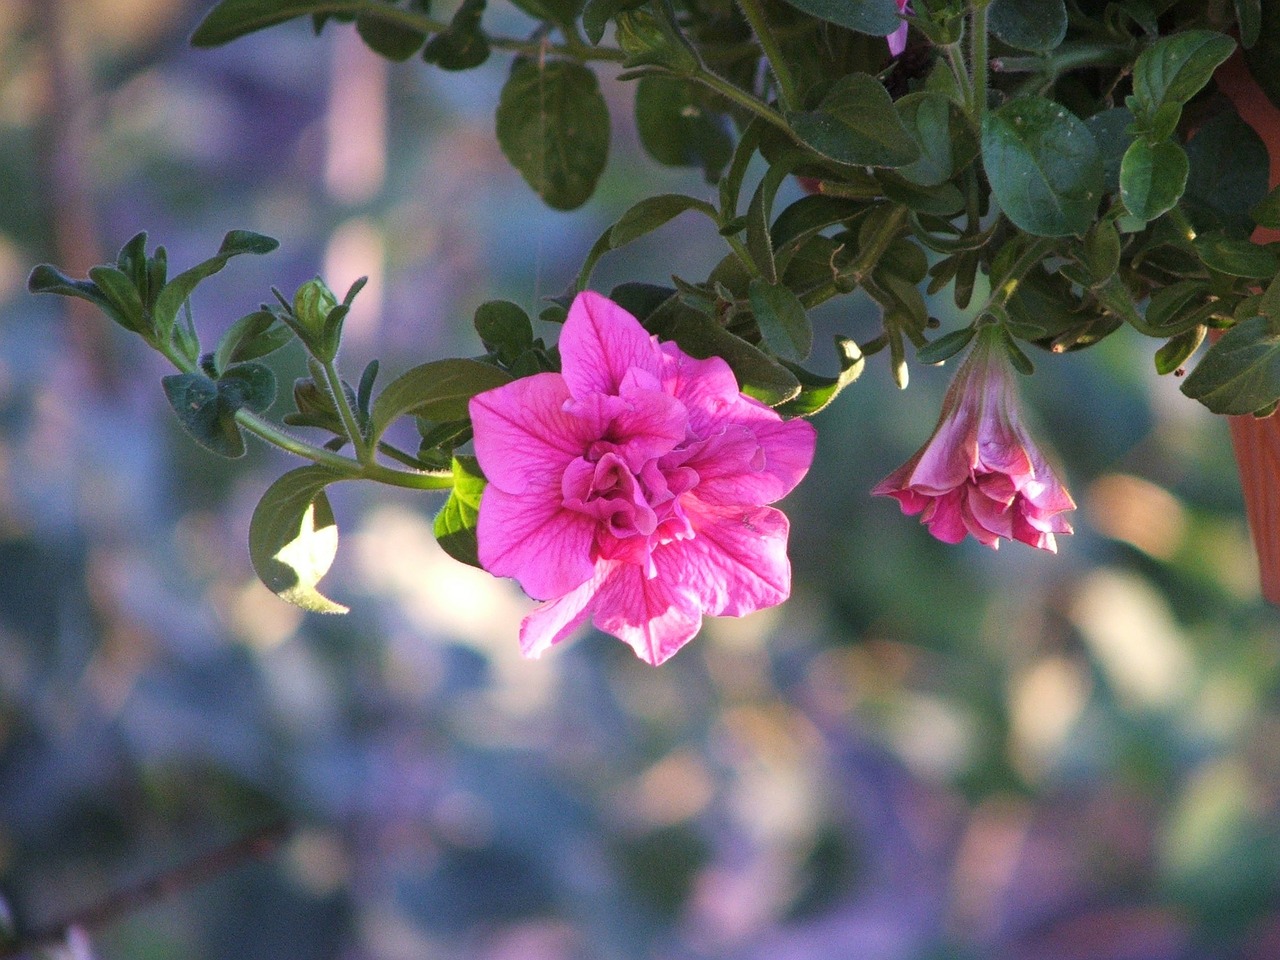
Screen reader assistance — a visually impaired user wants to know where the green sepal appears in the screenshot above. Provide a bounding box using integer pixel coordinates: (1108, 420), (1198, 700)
(433, 455), (487, 568)
(249, 466), (349, 615)
(1181, 315), (1280, 415)
(422, 0), (489, 70)
(917, 326), (976, 365)
(615, 6), (698, 73)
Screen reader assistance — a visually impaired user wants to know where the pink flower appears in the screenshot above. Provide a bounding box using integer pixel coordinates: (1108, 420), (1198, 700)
(887, 0), (910, 57)
(469, 292), (816, 665)
(873, 329), (1075, 551)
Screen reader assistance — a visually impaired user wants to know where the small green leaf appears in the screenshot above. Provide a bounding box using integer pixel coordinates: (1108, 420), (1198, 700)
(786, 73), (920, 168)
(219, 362), (277, 414)
(748, 278), (812, 362)
(771, 0), (899, 35)
(495, 60), (609, 211)
(152, 230), (279, 342)
(1082, 219), (1122, 282)
(474, 301), (534, 365)
(1252, 183), (1280, 230)
(1195, 234), (1279, 278)
(433, 455), (487, 568)
(981, 97), (1103, 237)
(1119, 139), (1189, 223)
(989, 0), (1067, 52)
(1154, 325), (1206, 375)
(249, 466), (349, 614)
(191, 0), (334, 45)
(214, 310), (292, 373)
(581, 0), (648, 44)
(356, 5), (427, 60)
(634, 76), (732, 182)
(1084, 107), (1134, 195)
(893, 91), (978, 188)
(1182, 315), (1280, 414)
(917, 327), (976, 364)
(422, 0), (489, 70)
(162, 373), (246, 458)
(1131, 30), (1236, 115)
(87, 265), (147, 333)
(369, 358), (513, 445)
(775, 337), (865, 417)
(28, 265), (117, 319)
(610, 194), (719, 247)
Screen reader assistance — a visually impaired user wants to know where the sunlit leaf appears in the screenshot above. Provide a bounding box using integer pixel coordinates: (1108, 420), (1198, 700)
(249, 467), (348, 614)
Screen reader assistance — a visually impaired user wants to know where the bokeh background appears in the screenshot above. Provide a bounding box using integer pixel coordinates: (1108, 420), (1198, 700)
(3, 1), (1280, 958)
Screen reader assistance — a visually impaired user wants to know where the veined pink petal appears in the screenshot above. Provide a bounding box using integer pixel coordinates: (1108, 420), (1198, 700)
(666, 503), (791, 617)
(560, 291), (664, 399)
(519, 564), (612, 658)
(920, 490), (969, 544)
(477, 486), (598, 599)
(690, 418), (817, 506)
(568, 387), (688, 469)
(590, 565), (705, 665)
(658, 346), (747, 434)
(470, 373), (594, 496)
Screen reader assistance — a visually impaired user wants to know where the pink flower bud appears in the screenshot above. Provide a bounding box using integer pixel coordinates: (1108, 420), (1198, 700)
(873, 330), (1075, 551)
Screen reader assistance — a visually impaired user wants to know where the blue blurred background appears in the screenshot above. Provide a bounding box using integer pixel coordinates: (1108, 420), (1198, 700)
(3, 1), (1280, 957)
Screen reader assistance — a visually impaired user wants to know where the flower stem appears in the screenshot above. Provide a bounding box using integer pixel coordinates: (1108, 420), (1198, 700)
(321, 358), (371, 464)
(969, 0), (990, 117)
(734, 0), (799, 111)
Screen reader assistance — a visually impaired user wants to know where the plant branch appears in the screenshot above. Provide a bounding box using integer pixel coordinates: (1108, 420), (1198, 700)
(734, 0), (799, 111)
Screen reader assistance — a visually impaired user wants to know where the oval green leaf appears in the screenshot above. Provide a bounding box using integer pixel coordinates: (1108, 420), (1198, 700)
(369, 358), (513, 446)
(989, 0), (1067, 52)
(1181, 315), (1280, 414)
(249, 466), (348, 614)
(785, 73), (920, 169)
(1132, 30), (1236, 115)
(1120, 139), (1189, 223)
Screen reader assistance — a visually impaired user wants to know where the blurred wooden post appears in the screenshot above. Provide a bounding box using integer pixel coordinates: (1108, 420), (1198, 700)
(1214, 55), (1280, 604)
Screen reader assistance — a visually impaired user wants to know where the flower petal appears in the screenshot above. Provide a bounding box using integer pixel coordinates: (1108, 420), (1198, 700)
(590, 566), (704, 665)
(560, 291), (664, 399)
(477, 486), (598, 599)
(666, 503), (792, 617)
(470, 373), (594, 495)
(690, 418), (816, 506)
(519, 564), (611, 658)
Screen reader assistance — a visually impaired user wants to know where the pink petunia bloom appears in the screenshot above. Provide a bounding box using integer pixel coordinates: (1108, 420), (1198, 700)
(873, 328), (1075, 551)
(469, 291), (817, 665)
(887, 0), (910, 57)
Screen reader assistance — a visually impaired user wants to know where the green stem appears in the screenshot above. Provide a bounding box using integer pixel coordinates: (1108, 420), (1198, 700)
(733, 0), (799, 111)
(321, 359), (371, 464)
(691, 66), (792, 135)
(969, 1), (989, 117)
(942, 43), (975, 109)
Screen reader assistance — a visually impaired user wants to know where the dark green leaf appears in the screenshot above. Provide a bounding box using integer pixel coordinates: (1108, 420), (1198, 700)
(786, 73), (920, 168)
(1154, 325), (1206, 375)
(877, 174), (966, 216)
(153, 230), (279, 342)
(356, 6), (427, 60)
(610, 194), (718, 247)
(1253, 184), (1280, 230)
(422, 0), (489, 70)
(474, 301), (534, 365)
(1195, 234), (1279, 278)
(770, 195), (864, 259)
(87, 265), (147, 333)
(634, 76), (732, 181)
(1119, 139), (1189, 223)
(1084, 107), (1134, 195)
(989, 0), (1067, 51)
(369, 358), (513, 444)
(748, 278), (812, 362)
(1182, 315), (1280, 414)
(1082, 219), (1122, 282)
(775, 337), (864, 417)
(433, 456), (487, 568)
(771, 0), (899, 35)
(219, 362), (277, 414)
(1131, 30), (1236, 115)
(581, 0), (648, 44)
(917, 326), (976, 364)
(495, 60), (609, 211)
(27, 264), (118, 319)
(214, 310), (292, 373)
(191, 0), (335, 45)
(1237, 0), (1261, 48)
(745, 152), (807, 283)
(508, 0), (582, 29)
(608, 283), (676, 322)
(1184, 108), (1270, 238)
(981, 97), (1103, 237)
(249, 466), (349, 614)
(893, 91), (978, 188)
(162, 373), (246, 458)
(1245, 2), (1280, 107)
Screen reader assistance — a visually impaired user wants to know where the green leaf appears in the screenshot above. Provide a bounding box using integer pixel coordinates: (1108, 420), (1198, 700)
(989, 0), (1067, 51)
(1182, 315), (1280, 414)
(748, 278), (812, 362)
(917, 326), (976, 364)
(771, 0), (899, 35)
(219, 362), (277, 414)
(495, 60), (609, 211)
(422, 0), (489, 70)
(1131, 30), (1236, 116)
(214, 310), (292, 373)
(474, 301), (534, 366)
(634, 76), (732, 182)
(162, 373), (246, 458)
(87, 265), (147, 334)
(1245, 2), (1280, 107)
(785, 73), (920, 168)
(775, 337), (865, 417)
(508, 0), (583, 29)
(28, 264), (119, 321)
(191, 0), (333, 45)
(152, 230), (279, 342)
(745, 151), (807, 283)
(356, 5), (427, 61)
(1236, 0), (1262, 48)
(1084, 107), (1134, 195)
(1184, 109), (1270, 238)
(1154, 325), (1206, 375)
(1082, 219), (1122, 282)
(893, 91), (978, 188)
(610, 194), (718, 247)
(433, 456), (487, 568)
(581, 0), (648, 44)
(249, 466), (349, 614)
(1119, 139), (1189, 223)
(615, 7), (698, 73)
(1194, 234), (1280, 278)
(981, 97), (1103, 237)
(1253, 183), (1280, 230)
(369, 358), (512, 445)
